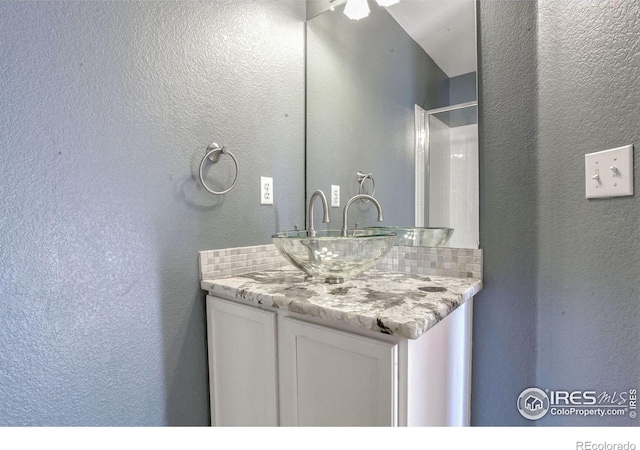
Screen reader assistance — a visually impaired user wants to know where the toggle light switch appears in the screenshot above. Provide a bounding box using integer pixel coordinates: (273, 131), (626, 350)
(585, 145), (633, 199)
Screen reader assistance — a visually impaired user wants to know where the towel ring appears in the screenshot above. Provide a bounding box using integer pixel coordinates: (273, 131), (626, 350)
(357, 171), (375, 202)
(199, 143), (239, 195)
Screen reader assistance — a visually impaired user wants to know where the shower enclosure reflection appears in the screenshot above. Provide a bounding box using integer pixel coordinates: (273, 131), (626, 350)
(415, 102), (479, 249)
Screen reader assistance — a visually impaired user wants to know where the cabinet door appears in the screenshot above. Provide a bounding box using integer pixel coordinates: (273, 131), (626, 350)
(279, 317), (398, 426)
(206, 296), (278, 426)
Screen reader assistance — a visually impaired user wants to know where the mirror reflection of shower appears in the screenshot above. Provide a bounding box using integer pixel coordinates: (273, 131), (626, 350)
(415, 102), (479, 249)
(306, 0), (479, 249)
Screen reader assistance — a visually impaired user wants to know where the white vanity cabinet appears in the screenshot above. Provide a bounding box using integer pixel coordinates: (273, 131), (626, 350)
(206, 294), (473, 427)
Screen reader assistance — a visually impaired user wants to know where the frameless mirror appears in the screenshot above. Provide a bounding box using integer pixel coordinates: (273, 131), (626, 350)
(306, 0), (479, 249)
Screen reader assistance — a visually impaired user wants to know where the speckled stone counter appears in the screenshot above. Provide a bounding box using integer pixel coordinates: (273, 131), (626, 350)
(201, 268), (482, 340)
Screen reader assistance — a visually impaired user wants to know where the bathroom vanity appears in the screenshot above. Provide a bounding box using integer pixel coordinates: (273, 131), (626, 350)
(199, 245), (482, 427)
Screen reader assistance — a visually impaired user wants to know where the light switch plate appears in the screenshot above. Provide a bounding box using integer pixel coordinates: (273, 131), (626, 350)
(331, 185), (340, 207)
(585, 145), (633, 199)
(261, 176), (273, 205)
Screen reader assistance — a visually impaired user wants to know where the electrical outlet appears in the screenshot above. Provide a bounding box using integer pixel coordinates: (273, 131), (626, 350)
(585, 145), (633, 198)
(331, 185), (340, 207)
(261, 176), (273, 205)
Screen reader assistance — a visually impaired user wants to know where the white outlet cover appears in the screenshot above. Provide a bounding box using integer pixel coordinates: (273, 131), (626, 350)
(585, 145), (633, 199)
(261, 176), (273, 205)
(331, 185), (340, 207)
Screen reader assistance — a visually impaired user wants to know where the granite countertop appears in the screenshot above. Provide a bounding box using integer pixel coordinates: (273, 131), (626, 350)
(201, 268), (482, 340)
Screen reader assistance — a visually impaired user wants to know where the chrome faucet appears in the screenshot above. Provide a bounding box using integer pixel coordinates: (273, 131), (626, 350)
(308, 190), (330, 237)
(341, 194), (383, 236)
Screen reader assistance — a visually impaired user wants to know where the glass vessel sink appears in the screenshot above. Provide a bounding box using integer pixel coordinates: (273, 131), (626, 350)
(365, 226), (454, 247)
(272, 229), (396, 284)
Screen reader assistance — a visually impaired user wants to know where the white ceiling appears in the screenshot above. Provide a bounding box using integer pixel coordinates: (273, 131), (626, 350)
(385, 0), (477, 78)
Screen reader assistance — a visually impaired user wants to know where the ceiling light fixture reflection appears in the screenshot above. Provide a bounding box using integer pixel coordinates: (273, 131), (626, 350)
(343, 0), (370, 20)
(329, 0), (400, 21)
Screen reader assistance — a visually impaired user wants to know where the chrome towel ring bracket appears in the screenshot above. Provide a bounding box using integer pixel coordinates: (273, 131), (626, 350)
(199, 142), (239, 195)
(357, 171), (375, 202)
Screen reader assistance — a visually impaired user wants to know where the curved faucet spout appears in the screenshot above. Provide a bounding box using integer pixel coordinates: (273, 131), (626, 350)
(308, 190), (330, 237)
(341, 194), (383, 236)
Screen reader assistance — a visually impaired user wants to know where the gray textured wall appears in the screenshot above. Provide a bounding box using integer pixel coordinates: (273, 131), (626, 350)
(476, 0), (639, 426)
(0, 1), (305, 425)
(536, 0), (639, 426)
(306, 3), (449, 230)
(474, 0), (539, 426)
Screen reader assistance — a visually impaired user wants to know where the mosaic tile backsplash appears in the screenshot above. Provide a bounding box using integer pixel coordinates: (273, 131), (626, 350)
(199, 244), (289, 280)
(199, 244), (482, 281)
(375, 246), (482, 279)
